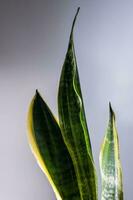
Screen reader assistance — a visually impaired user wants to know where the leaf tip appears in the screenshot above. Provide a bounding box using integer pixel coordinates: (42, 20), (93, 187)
(35, 89), (41, 99)
(36, 89), (39, 95)
(71, 7), (80, 36)
(109, 101), (113, 113)
(75, 7), (80, 20)
(109, 102), (115, 121)
(77, 7), (80, 13)
(35, 90), (43, 104)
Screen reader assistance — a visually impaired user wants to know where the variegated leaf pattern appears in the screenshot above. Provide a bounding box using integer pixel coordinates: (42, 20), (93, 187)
(99, 103), (123, 200)
(58, 8), (98, 200)
(27, 90), (81, 200)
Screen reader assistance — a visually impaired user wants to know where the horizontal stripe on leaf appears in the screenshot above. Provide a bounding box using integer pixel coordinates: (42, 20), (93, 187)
(27, 90), (80, 200)
(99, 103), (123, 200)
(58, 8), (97, 200)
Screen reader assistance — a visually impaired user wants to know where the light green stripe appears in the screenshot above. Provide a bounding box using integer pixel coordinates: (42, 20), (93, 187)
(58, 8), (98, 200)
(99, 103), (123, 200)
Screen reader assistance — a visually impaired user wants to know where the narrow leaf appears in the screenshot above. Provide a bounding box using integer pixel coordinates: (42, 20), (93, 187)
(58, 8), (97, 200)
(27, 90), (81, 200)
(99, 103), (123, 200)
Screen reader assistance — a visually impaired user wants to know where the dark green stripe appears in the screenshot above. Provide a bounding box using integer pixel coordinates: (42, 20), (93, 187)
(58, 8), (97, 200)
(32, 90), (80, 200)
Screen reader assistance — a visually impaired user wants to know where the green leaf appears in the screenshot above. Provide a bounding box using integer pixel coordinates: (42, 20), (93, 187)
(99, 103), (123, 200)
(58, 8), (98, 200)
(27, 90), (81, 200)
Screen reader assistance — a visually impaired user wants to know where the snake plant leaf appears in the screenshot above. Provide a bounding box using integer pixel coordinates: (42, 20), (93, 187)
(27, 90), (81, 200)
(99, 103), (123, 200)
(58, 8), (97, 200)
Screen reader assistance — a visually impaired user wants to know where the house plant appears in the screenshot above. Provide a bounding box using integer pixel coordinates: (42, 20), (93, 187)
(27, 8), (123, 200)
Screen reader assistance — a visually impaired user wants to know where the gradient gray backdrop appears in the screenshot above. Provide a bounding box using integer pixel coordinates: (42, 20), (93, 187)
(0, 0), (132, 199)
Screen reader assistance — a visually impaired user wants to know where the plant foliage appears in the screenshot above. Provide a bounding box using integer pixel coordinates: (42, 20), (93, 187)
(27, 8), (123, 200)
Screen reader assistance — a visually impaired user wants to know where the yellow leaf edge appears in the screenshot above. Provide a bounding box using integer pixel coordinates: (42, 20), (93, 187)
(99, 104), (123, 197)
(27, 94), (62, 200)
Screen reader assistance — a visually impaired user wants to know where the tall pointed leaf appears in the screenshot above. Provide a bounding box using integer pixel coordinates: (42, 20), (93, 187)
(58, 8), (97, 200)
(27, 90), (81, 200)
(99, 103), (123, 200)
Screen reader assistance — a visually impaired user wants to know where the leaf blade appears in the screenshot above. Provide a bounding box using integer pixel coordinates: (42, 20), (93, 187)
(58, 8), (97, 200)
(99, 103), (123, 200)
(27, 90), (81, 200)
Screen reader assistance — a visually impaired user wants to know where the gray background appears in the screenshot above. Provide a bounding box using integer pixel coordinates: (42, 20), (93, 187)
(0, 0), (132, 199)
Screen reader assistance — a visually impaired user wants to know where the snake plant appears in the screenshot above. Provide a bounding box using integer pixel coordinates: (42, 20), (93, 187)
(27, 8), (123, 200)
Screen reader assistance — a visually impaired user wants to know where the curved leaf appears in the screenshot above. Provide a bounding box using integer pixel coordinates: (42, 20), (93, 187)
(58, 8), (97, 200)
(27, 90), (81, 200)
(99, 103), (123, 200)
